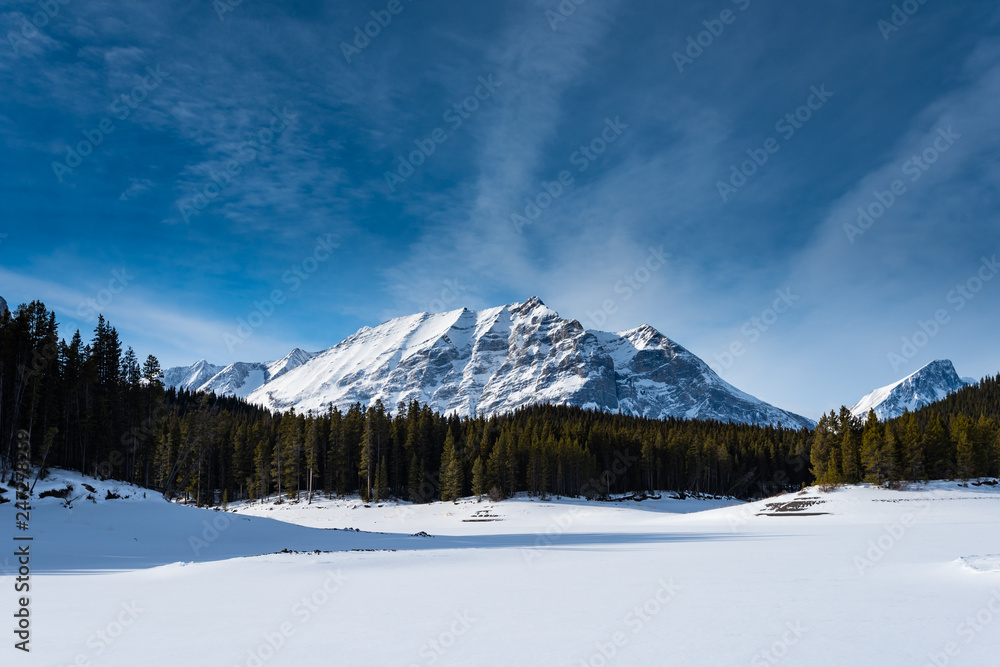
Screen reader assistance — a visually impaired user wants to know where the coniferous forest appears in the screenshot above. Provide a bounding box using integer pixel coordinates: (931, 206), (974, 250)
(2, 300), (998, 506)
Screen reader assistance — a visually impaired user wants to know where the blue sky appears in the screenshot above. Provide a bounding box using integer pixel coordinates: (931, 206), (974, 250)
(1, 0), (998, 420)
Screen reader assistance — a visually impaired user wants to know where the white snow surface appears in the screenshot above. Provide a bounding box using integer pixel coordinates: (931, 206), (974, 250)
(850, 359), (972, 421)
(4, 469), (1000, 666)
(165, 298), (814, 427)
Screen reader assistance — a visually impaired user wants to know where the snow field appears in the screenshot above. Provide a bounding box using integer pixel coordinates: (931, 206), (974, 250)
(2, 471), (1000, 666)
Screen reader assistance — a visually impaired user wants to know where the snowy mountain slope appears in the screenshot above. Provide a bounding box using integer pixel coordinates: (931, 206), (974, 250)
(849, 359), (972, 421)
(236, 297), (813, 427)
(164, 348), (316, 399)
(162, 359), (223, 392)
(199, 361), (270, 399)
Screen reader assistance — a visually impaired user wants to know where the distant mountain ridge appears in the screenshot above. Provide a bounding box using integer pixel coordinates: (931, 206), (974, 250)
(849, 359), (972, 421)
(164, 349), (316, 399)
(164, 297), (814, 428)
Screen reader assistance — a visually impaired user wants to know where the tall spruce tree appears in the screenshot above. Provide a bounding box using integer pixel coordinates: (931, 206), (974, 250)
(861, 410), (893, 486)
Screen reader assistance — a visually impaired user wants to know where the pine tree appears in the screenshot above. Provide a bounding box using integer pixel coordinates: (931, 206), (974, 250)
(977, 416), (997, 478)
(839, 408), (861, 484)
(861, 410), (892, 486)
(952, 414), (975, 480)
(375, 455), (388, 501)
(408, 454), (424, 503)
(304, 416), (324, 503)
(471, 455), (486, 497)
(924, 413), (951, 479)
(252, 425), (272, 501)
(505, 430), (520, 495)
(810, 412), (837, 483)
(486, 431), (506, 494)
(142, 355), (163, 386)
(276, 410), (302, 499)
(439, 429), (463, 501)
(899, 411), (925, 481)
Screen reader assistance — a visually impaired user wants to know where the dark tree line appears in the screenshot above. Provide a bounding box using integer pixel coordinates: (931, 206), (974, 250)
(144, 399), (816, 505)
(3, 299), (998, 506)
(0, 301), (165, 487)
(810, 375), (1000, 486)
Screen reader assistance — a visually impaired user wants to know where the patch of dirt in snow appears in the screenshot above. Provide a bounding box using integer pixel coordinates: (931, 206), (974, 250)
(756, 497), (830, 516)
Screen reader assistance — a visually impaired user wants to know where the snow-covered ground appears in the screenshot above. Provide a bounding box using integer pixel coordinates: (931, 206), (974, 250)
(3, 470), (1000, 666)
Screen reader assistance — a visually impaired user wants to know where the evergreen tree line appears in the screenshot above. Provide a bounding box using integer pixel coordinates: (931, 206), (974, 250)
(0, 301), (164, 487)
(810, 375), (1000, 486)
(3, 300), (999, 505)
(146, 400), (816, 505)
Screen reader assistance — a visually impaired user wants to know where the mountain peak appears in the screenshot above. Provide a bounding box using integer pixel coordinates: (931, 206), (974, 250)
(163, 299), (814, 429)
(622, 323), (662, 337)
(914, 359), (956, 376)
(850, 359), (969, 421)
(515, 296), (546, 310)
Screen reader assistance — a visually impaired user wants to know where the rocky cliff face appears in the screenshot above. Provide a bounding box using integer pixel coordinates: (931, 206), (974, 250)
(215, 297), (815, 428)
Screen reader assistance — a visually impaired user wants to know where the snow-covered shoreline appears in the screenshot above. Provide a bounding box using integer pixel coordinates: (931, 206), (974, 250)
(3, 469), (1000, 666)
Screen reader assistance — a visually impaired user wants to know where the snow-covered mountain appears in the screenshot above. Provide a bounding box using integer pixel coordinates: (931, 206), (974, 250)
(164, 349), (316, 399)
(849, 359), (972, 421)
(163, 297), (812, 427)
(162, 359), (223, 392)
